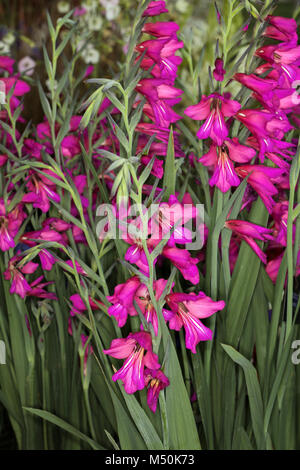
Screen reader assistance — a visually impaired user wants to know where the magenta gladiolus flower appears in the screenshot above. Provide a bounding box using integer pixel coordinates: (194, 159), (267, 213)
(163, 292), (225, 353)
(69, 294), (101, 317)
(42, 218), (71, 232)
(213, 58), (226, 82)
(200, 138), (255, 193)
(271, 201), (290, 247)
(246, 135), (294, 168)
(61, 135), (81, 158)
(236, 109), (293, 159)
(144, 368), (170, 413)
(256, 43), (300, 66)
(134, 279), (169, 335)
(225, 220), (274, 264)
(4, 256), (39, 298)
(142, 1), (168, 17)
(20, 229), (66, 271)
(266, 254), (284, 284)
(235, 165), (286, 213)
(140, 155), (164, 178)
(0, 200), (26, 251)
(103, 332), (160, 394)
(149, 195), (196, 247)
(162, 246), (200, 284)
(0, 56), (15, 74)
(107, 276), (141, 327)
(142, 22), (180, 38)
(22, 169), (61, 213)
(136, 36), (183, 82)
(122, 219), (150, 269)
(234, 73), (278, 95)
(0, 77), (30, 96)
(263, 15), (298, 45)
(136, 78), (182, 127)
(27, 275), (57, 300)
(184, 93), (241, 145)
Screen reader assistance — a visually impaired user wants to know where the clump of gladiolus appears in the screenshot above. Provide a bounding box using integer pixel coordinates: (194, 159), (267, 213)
(0, 1), (299, 415)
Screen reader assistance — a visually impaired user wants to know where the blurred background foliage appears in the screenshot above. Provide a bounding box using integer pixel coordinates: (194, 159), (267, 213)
(0, 0), (298, 123)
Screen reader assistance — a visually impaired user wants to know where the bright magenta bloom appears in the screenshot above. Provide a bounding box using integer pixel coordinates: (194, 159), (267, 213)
(136, 78), (182, 127)
(4, 255), (39, 298)
(69, 294), (101, 317)
(164, 292), (225, 353)
(103, 332), (160, 394)
(200, 138), (255, 192)
(0, 56), (15, 74)
(213, 58), (226, 82)
(149, 194), (196, 247)
(134, 279), (169, 335)
(162, 246), (200, 284)
(235, 165), (286, 213)
(225, 220), (274, 264)
(144, 368), (170, 413)
(142, 1), (168, 16)
(270, 201), (291, 247)
(23, 169), (61, 213)
(263, 15), (298, 45)
(20, 229), (65, 271)
(184, 93), (241, 145)
(136, 36), (183, 82)
(27, 275), (57, 300)
(236, 109), (293, 159)
(107, 276), (141, 327)
(0, 200), (26, 251)
(142, 21), (180, 38)
(0, 77), (30, 96)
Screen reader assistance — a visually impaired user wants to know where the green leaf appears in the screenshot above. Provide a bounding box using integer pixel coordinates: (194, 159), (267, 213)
(221, 344), (265, 449)
(23, 408), (105, 450)
(162, 128), (175, 201)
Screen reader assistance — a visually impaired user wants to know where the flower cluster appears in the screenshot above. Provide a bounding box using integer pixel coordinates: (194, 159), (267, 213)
(97, 2), (224, 411)
(185, 15), (300, 275)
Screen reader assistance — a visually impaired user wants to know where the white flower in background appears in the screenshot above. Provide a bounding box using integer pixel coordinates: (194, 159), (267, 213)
(82, 44), (100, 64)
(18, 56), (36, 76)
(46, 79), (58, 93)
(0, 41), (10, 54)
(175, 0), (189, 13)
(82, 0), (98, 12)
(88, 15), (103, 31)
(3, 32), (15, 45)
(57, 1), (70, 13)
(100, 0), (119, 7)
(105, 4), (120, 21)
